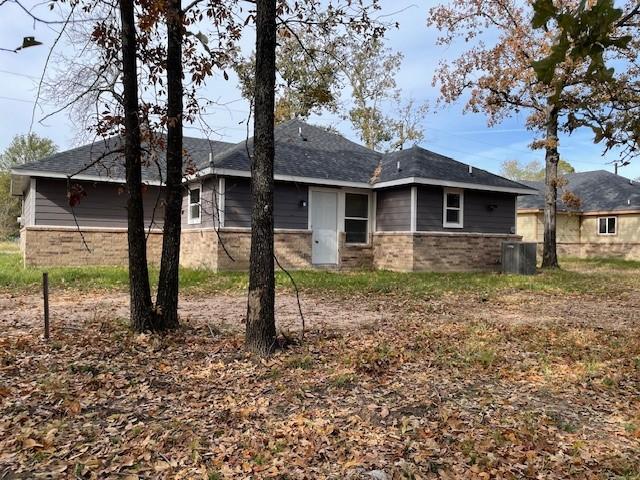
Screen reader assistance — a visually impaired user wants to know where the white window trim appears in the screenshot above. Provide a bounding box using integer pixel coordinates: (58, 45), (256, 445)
(29, 177), (36, 227)
(344, 190), (371, 245)
(597, 216), (617, 236)
(443, 188), (464, 229)
(188, 182), (202, 225)
(410, 186), (417, 233)
(217, 177), (225, 228)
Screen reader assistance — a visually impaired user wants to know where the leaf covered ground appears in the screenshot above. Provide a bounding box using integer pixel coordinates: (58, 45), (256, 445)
(1, 266), (639, 479)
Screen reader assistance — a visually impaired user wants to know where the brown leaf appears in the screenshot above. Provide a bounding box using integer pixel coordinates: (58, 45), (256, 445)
(22, 438), (43, 449)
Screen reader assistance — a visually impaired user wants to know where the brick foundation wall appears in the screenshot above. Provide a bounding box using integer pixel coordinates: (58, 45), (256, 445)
(373, 232), (521, 272)
(21, 226), (529, 272)
(216, 229), (312, 271)
(180, 229), (218, 270)
(20, 226), (163, 267)
(339, 233), (374, 270)
(413, 232), (521, 272)
(372, 233), (414, 271)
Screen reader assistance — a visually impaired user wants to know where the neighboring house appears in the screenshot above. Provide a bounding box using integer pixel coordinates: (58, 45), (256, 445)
(11, 120), (534, 271)
(517, 170), (640, 259)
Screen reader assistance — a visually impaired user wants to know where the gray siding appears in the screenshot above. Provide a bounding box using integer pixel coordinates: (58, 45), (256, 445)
(182, 177), (218, 229)
(417, 185), (516, 234)
(275, 182), (308, 229)
(224, 178), (251, 227)
(224, 178), (308, 229)
(35, 178), (164, 228)
(376, 187), (411, 231)
(22, 179), (34, 227)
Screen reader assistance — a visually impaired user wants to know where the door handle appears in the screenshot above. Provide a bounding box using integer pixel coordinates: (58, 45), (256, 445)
(314, 240), (319, 244)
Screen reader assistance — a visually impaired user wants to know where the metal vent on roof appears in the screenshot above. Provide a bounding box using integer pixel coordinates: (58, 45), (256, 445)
(298, 126), (307, 141)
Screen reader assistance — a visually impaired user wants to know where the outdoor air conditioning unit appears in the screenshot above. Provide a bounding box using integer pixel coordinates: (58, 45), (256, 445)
(501, 241), (536, 275)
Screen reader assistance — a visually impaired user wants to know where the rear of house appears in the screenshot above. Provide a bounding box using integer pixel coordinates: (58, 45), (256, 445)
(517, 171), (640, 259)
(11, 120), (534, 272)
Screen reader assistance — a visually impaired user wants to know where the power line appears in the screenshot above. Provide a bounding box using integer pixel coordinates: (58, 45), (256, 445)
(0, 95), (33, 103)
(0, 69), (39, 80)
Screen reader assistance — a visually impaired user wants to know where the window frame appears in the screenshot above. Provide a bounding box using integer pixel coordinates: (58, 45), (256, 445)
(443, 188), (464, 229)
(187, 183), (202, 225)
(597, 216), (617, 236)
(343, 191), (370, 245)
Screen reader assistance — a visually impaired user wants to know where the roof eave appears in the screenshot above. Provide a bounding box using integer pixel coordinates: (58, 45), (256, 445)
(10, 168), (164, 186)
(373, 176), (538, 195)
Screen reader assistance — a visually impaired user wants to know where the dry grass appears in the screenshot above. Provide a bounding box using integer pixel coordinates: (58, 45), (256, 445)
(1, 270), (639, 479)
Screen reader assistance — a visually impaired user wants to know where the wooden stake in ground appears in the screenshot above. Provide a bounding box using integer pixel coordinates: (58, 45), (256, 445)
(42, 272), (49, 340)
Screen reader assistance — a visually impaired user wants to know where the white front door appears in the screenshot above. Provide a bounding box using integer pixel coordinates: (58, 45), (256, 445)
(311, 190), (338, 265)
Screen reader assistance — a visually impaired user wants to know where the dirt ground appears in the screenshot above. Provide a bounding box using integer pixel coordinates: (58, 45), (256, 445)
(1, 284), (639, 479)
(3, 285), (638, 336)
(0, 290), (387, 338)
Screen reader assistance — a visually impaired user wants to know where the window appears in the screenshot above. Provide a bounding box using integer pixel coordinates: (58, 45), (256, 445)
(443, 188), (463, 228)
(344, 193), (368, 244)
(598, 216), (616, 235)
(188, 185), (201, 224)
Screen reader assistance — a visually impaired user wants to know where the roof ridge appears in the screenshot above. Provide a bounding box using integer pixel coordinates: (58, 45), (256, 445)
(380, 145), (531, 190)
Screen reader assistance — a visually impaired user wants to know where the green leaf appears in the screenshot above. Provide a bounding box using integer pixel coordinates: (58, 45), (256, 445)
(532, 0), (558, 28)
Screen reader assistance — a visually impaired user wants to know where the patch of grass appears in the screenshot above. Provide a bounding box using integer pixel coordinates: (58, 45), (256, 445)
(330, 373), (357, 388)
(286, 355), (314, 370)
(549, 412), (578, 433)
(2, 240), (639, 297)
(460, 344), (498, 368)
(563, 256), (640, 270)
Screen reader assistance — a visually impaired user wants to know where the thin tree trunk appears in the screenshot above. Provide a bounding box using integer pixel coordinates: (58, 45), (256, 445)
(246, 0), (277, 355)
(155, 0), (183, 330)
(542, 101), (560, 269)
(119, 0), (155, 331)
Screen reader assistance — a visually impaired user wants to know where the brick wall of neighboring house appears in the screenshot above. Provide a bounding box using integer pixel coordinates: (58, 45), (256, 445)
(521, 211), (640, 260)
(216, 229), (313, 271)
(580, 242), (640, 259)
(20, 226), (163, 267)
(539, 242), (640, 260)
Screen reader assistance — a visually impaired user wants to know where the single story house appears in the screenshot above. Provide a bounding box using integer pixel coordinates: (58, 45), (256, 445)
(11, 119), (535, 272)
(517, 170), (640, 259)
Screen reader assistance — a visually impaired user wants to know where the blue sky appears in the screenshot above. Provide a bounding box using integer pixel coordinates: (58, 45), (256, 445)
(1, 0), (638, 179)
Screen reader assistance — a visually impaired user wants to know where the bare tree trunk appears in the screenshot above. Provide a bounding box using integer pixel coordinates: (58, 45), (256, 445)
(155, 0), (183, 330)
(542, 102), (560, 269)
(246, 0), (277, 355)
(119, 0), (155, 331)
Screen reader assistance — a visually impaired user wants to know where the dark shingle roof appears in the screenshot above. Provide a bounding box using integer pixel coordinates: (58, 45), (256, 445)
(517, 170), (640, 212)
(212, 119), (381, 183)
(11, 120), (534, 193)
(12, 135), (233, 183)
(377, 146), (532, 190)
